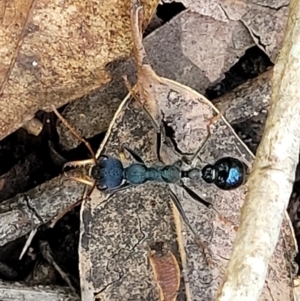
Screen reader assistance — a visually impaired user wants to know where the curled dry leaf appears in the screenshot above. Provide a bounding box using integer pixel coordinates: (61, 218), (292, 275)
(0, 0), (158, 140)
(149, 242), (180, 301)
(78, 1), (296, 300)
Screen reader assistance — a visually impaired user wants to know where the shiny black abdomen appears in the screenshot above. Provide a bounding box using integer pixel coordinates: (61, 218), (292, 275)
(214, 157), (245, 190)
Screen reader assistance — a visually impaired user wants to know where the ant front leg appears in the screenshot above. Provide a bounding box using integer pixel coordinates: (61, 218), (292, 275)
(105, 182), (135, 195)
(122, 145), (145, 164)
(123, 76), (163, 162)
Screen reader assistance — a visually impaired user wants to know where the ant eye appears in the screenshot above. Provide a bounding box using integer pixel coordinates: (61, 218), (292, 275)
(97, 156), (110, 168)
(97, 183), (108, 191)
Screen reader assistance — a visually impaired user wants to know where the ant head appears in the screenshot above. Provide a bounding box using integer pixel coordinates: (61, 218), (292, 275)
(91, 156), (124, 191)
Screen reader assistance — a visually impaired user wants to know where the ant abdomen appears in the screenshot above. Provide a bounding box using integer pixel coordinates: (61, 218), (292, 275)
(202, 157), (247, 190)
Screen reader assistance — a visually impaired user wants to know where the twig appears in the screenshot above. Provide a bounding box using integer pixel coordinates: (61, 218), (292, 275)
(0, 172), (86, 247)
(216, 2), (300, 300)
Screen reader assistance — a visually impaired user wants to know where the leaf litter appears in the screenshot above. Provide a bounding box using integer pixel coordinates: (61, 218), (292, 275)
(57, 7), (256, 150)
(78, 1), (296, 300)
(0, 0), (158, 140)
(0, 1), (296, 298)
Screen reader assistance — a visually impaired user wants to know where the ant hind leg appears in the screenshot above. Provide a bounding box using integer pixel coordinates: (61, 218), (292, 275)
(168, 188), (212, 266)
(180, 181), (237, 228)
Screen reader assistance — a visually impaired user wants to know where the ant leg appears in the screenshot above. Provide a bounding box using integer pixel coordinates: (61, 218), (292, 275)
(179, 182), (211, 208)
(123, 145), (145, 164)
(156, 131), (163, 163)
(50, 184), (95, 227)
(106, 182), (134, 194)
(173, 160), (182, 169)
(183, 112), (222, 165)
(180, 182), (236, 228)
(123, 77), (164, 162)
(101, 184), (132, 205)
(50, 198), (84, 227)
(168, 188), (212, 266)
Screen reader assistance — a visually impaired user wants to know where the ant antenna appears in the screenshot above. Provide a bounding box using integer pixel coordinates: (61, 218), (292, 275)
(52, 105), (97, 198)
(52, 105), (97, 163)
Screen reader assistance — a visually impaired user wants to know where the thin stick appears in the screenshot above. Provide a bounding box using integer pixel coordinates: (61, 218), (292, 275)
(50, 198), (84, 228)
(19, 229), (37, 260)
(122, 76), (160, 133)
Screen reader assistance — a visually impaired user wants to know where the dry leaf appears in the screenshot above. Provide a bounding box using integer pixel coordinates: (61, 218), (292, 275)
(149, 242), (180, 301)
(0, 0), (158, 140)
(57, 8), (254, 149)
(165, 0), (289, 62)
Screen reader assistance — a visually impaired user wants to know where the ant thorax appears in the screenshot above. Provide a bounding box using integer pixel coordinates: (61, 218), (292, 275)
(182, 168), (202, 181)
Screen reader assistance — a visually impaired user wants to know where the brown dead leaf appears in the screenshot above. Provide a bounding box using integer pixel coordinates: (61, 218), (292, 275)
(56, 8), (255, 150)
(165, 0), (289, 62)
(149, 242), (181, 301)
(0, 0), (158, 140)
